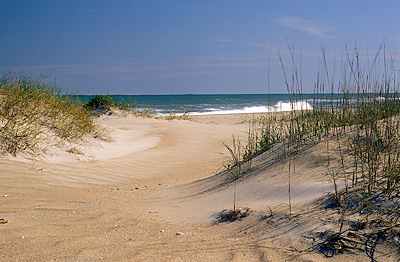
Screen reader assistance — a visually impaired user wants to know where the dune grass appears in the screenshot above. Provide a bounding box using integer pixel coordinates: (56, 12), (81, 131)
(0, 72), (108, 156)
(269, 44), (400, 225)
(218, 44), (400, 258)
(222, 44), (400, 227)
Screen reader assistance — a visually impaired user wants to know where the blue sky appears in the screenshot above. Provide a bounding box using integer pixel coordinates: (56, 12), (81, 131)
(1, 0), (400, 94)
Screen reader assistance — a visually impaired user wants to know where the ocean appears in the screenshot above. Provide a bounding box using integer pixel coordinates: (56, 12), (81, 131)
(75, 94), (356, 116)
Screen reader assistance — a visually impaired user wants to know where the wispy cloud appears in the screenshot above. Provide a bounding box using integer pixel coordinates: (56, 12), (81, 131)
(209, 39), (234, 43)
(1, 54), (270, 81)
(119, 71), (215, 80)
(246, 43), (268, 47)
(246, 43), (279, 51)
(66, 9), (151, 14)
(275, 16), (336, 39)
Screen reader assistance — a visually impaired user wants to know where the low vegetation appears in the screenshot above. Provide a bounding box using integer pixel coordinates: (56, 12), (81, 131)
(82, 94), (191, 120)
(84, 94), (115, 112)
(0, 72), (108, 156)
(83, 94), (143, 117)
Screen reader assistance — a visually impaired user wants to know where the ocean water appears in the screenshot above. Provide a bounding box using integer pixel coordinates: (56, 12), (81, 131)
(75, 94), (356, 116)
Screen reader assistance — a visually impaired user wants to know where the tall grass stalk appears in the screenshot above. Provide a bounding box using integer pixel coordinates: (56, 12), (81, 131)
(222, 135), (243, 212)
(222, 129), (262, 212)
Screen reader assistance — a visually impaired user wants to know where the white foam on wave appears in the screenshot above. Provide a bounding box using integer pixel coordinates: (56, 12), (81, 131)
(273, 101), (313, 111)
(189, 101), (313, 116)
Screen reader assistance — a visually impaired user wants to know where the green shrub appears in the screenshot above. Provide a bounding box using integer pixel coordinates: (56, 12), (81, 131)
(84, 95), (114, 110)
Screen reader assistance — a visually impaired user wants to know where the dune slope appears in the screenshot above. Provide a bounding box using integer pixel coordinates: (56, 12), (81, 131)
(0, 115), (398, 261)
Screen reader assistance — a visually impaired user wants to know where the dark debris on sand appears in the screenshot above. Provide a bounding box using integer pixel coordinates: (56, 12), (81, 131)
(302, 188), (400, 260)
(215, 207), (252, 223)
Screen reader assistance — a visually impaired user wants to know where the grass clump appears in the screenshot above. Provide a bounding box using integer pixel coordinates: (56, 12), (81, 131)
(84, 95), (115, 111)
(84, 95), (131, 116)
(0, 72), (107, 156)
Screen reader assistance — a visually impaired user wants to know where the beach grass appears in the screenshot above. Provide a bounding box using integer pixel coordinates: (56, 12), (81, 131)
(214, 44), (400, 257)
(279, 45), (400, 222)
(220, 44), (400, 228)
(0, 72), (109, 156)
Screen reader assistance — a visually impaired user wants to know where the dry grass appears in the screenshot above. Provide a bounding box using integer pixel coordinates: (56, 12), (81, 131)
(0, 72), (110, 156)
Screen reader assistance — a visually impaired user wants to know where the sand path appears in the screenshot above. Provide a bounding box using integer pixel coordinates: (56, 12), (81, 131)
(0, 115), (369, 261)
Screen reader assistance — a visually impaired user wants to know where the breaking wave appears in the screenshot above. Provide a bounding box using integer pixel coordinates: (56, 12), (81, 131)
(189, 101), (313, 115)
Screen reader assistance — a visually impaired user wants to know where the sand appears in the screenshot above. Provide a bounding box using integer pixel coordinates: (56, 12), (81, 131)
(0, 113), (397, 261)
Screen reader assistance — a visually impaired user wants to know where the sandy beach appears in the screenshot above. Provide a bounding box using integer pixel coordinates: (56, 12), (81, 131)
(0, 113), (397, 261)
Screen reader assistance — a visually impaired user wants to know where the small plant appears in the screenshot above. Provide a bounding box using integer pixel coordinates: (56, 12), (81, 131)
(221, 130), (262, 213)
(222, 135), (243, 212)
(328, 170), (340, 205)
(243, 118), (259, 170)
(84, 95), (115, 111)
(161, 111), (192, 121)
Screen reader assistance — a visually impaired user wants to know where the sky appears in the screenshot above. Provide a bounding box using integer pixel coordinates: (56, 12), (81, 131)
(1, 0), (400, 95)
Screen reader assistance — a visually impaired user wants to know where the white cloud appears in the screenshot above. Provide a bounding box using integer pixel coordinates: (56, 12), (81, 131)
(275, 16), (336, 39)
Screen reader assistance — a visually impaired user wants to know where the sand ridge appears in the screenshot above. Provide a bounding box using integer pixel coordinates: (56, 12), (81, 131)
(0, 114), (396, 261)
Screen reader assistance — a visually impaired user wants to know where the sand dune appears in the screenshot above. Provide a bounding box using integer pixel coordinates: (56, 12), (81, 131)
(0, 114), (397, 261)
